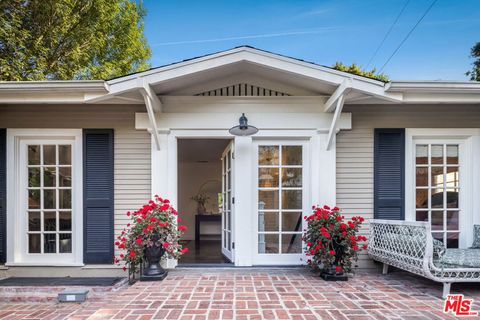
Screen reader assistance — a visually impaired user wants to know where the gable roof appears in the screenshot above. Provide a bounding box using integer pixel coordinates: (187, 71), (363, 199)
(0, 46), (480, 105)
(107, 45), (387, 84)
(103, 45), (400, 103)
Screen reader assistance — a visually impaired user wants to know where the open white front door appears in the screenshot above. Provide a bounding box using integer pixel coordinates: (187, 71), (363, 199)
(221, 141), (234, 261)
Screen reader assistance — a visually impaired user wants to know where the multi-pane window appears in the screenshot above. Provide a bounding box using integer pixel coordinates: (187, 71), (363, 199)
(257, 145), (303, 254)
(415, 143), (460, 248)
(27, 144), (73, 254)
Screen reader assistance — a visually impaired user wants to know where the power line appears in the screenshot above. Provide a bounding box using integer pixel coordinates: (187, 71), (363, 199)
(151, 28), (337, 47)
(379, 0), (438, 73)
(366, 0), (411, 69)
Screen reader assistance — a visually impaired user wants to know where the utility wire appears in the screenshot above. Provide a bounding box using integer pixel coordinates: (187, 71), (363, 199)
(366, 0), (411, 69)
(379, 0), (438, 73)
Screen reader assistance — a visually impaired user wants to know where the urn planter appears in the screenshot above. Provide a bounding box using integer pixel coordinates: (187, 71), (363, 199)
(320, 241), (348, 281)
(320, 269), (348, 281)
(140, 235), (168, 281)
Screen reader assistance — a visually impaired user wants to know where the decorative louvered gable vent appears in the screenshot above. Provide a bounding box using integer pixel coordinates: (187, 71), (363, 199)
(196, 83), (290, 96)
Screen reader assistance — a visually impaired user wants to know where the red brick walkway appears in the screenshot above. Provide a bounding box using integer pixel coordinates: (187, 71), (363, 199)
(0, 268), (479, 319)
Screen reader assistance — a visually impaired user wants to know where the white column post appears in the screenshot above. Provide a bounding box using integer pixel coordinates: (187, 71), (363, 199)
(233, 136), (253, 266)
(151, 131), (178, 268)
(311, 132), (337, 207)
(151, 132), (170, 198)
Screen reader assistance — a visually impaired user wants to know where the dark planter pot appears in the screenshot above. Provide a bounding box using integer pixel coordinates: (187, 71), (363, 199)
(320, 241), (348, 281)
(140, 236), (168, 281)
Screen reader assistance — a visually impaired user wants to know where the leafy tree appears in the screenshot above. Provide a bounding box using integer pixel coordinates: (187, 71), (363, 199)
(0, 0), (151, 80)
(331, 62), (389, 82)
(466, 42), (480, 81)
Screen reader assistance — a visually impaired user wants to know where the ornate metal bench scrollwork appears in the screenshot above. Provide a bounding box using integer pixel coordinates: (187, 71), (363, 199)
(368, 219), (480, 299)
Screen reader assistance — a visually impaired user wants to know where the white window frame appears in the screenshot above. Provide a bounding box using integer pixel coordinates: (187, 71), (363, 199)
(405, 129), (480, 249)
(252, 139), (310, 265)
(6, 129), (83, 266)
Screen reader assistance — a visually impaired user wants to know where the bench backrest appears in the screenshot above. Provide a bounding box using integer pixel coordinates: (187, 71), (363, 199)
(369, 219), (433, 276)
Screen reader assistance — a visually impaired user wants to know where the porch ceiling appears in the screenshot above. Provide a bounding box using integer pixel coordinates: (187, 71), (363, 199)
(178, 139), (230, 163)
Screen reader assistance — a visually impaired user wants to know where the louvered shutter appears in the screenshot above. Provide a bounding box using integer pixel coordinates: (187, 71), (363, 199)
(374, 129), (405, 220)
(0, 129), (6, 263)
(83, 129), (114, 264)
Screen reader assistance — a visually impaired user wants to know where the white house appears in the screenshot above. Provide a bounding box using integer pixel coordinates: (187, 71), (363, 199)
(1, 46), (480, 276)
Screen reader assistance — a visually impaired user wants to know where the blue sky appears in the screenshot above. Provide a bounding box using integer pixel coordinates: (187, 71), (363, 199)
(142, 0), (479, 80)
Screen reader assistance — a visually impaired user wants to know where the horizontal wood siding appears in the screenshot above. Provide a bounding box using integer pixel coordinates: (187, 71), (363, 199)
(336, 128), (374, 266)
(114, 129), (151, 258)
(0, 105), (144, 128)
(0, 104), (151, 262)
(337, 104), (480, 267)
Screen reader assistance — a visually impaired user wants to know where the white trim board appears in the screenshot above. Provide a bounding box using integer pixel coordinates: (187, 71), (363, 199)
(135, 112), (352, 131)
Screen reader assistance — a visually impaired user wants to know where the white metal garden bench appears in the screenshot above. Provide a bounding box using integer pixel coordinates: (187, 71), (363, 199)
(368, 219), (480, 298)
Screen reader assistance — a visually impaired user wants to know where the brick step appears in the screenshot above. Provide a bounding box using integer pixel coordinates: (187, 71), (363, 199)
(0, 278), (128, 302)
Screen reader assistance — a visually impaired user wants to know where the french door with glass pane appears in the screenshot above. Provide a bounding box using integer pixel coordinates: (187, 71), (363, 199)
(221, 141), (234, 261)
(254, 141), (307, 264)
(22, 140), (75, 258)
(414, 141), (462, 248)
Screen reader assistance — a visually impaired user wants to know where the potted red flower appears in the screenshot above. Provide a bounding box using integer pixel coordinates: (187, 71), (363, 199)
(114, 195), (188, 281)
(304, 205), (367, 281)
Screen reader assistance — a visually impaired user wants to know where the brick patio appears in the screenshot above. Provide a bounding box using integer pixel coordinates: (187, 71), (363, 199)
(0, 268), (479, 320)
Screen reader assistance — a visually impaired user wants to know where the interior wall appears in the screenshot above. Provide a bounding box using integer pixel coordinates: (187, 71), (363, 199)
(178, 160), (223, 240)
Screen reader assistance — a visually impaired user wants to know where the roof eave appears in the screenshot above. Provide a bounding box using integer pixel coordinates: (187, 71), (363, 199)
(0, 80), (108, 92)
(386, 80), (480, 93)
(106, 46), (387, 88)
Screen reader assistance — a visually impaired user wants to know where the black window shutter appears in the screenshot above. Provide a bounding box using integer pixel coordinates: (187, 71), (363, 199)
(374, 129), (405, 220)
(83, 129), (114, 264)
(0, 129), (6, 263)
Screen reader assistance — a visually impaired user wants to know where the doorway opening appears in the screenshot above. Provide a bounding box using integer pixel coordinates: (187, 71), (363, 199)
(177, 138), (234, 265)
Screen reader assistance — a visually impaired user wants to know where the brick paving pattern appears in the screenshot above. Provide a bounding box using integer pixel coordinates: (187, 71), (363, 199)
(0, 268), (479, 319)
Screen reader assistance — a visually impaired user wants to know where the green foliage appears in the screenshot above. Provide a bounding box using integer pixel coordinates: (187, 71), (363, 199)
(331, 62), (389, 82)
(466, 42), (480, 81)
(0, 0), (151, 80)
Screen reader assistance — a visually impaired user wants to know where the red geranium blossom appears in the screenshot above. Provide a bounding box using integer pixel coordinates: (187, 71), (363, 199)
(114, 197), (187, 274)
(303, 205), (367, 274)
